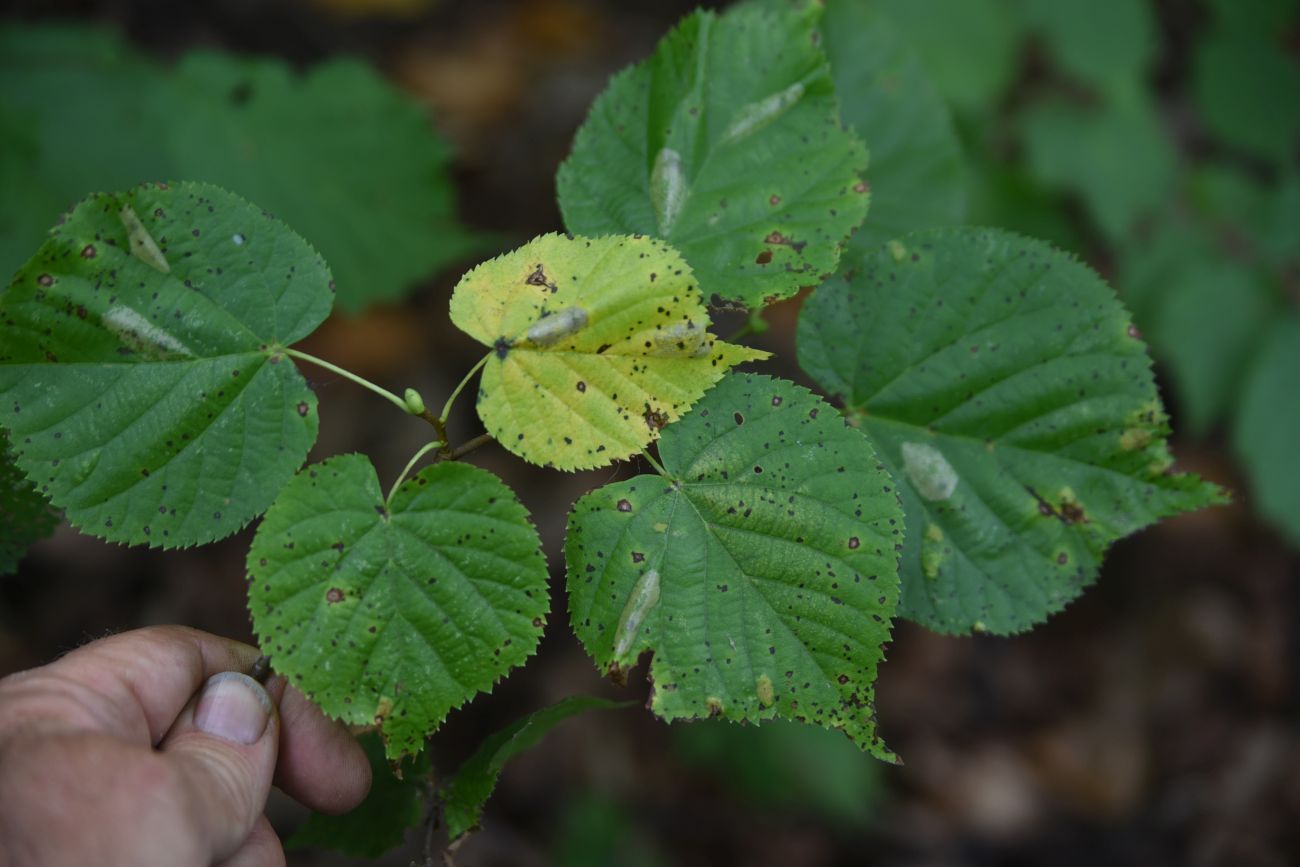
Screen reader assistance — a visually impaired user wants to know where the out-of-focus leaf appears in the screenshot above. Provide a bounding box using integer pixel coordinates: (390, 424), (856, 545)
(1206, 0), (1300, 35)
(1018, 90), (1176, 242)
(1192, 28), (1300, 165)
(1018, 0), (1155, 91)
(0, 437), (59, 576)
(1233, 316), (1300, 547)
(442, 696), (630, 839)
(164, 52), (483, 311)
(0, 24), (477, 311)
(0, 26), (171, 279)
(286, 732), (429, 857)
(674, 718), (886, 826)
(1148, 260), (1278, 435)
(876, 0), (1023, 114)
(820, 0), (967, 248)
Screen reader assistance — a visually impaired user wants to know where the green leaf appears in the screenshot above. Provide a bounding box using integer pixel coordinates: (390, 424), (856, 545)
(1206, 0), (1299, 34)
(0, 436), (60, 575)
(875, 0), (1023, 114)
(1018, 0), (1155, 91)
(163, 52), (484, 312)
(819, 0), (966, 248)
(673, 718), (885, 826)
(565, 373), (903, 758)
(1147, 259), (1278, 435)
(286, 732), (430, 858)
(797, 228), (1225, 635)
(1233, 316), (1300, 547)
(448, 234), (767, 471)
(1193, 27), (1300, 165)
(247, 454), (549, 760)
(0, 24), (477, 311)
(1018, 90), (1177, 242)
(0, 182), (330, 548)
(442, 696), (631, 840)
(0, 25), (171, 280)
(556, 2), (869, 308)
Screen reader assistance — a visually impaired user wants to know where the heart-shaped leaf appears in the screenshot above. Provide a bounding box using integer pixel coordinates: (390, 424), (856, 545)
(0, 182), (331, 548)
(248, 454), (549, 759)
(798, 227), (1226, 634)
(566, 374), (902, 759)
(557, 2), (869, 308)
(448, 233), (767, 471)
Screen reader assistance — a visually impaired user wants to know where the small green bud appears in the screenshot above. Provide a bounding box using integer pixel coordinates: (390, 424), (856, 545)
(403, 387), (426, 415)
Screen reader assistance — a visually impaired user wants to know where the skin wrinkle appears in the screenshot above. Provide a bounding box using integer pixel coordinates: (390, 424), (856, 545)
(0, 625), (372, 866)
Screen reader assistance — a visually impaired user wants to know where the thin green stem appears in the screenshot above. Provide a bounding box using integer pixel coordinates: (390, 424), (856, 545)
(284, 348), (409, 414)
(639, 445), (670, 479)
(387, 439), (445, 503)
(440, 354), (490, 424)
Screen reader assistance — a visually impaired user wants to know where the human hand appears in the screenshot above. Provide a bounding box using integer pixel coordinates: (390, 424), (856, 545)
(0, 626), (372, 866)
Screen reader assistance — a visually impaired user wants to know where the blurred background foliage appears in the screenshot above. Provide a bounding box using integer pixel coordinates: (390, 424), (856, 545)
(1, 0), (1297, 865)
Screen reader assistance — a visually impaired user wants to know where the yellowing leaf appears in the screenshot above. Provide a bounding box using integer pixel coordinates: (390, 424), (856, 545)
(449, 234), (768, 470)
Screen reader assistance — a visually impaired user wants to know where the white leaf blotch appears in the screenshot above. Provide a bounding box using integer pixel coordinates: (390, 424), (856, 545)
(102, 306), (194, 359)
(613, 568), (660, 660)
(118, 205), (170, 274)
(901, 441), (958, 502)
(723, 82), (805, 143)
(525, 306), (588, 346)
(650, 147), (686, 235)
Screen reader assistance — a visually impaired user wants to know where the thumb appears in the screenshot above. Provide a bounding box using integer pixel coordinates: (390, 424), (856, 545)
(158, 671), (281, 862)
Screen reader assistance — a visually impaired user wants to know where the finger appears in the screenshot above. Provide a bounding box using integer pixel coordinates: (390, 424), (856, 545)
(0, 625), (261, 746)
(159, 671), (280, 862)
(215, 815), (286, 867)
(273, 680), (372, 814)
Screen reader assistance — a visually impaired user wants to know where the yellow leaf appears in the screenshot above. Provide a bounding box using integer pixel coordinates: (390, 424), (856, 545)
(449, 234), (768, 470)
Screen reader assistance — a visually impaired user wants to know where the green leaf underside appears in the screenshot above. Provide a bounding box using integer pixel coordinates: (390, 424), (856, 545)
(247, 454), (549, 760)
(286, 732), (429, 858)
(1, 438), (60, 575)
(819, 0), (966, 249)
(448, 234), (767, 471)
(0, 24), (477, 311)
(0, 182), (330, 548)
(442, 696), (631, 840)
(556, 2), (869, 308)
(565, 374), (902, 759)
(797, 228), (1225, 635)
(1233, 317), (1300, 548)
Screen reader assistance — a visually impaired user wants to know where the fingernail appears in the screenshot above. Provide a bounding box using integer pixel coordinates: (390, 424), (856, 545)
(193, 672), (274, 745)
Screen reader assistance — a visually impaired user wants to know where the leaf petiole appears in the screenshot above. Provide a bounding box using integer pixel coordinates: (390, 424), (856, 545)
(439, 353), (491, 424)
(639, 445), (670, 479)
(284, 348), (410, 415)
(387, 440), (445, 503)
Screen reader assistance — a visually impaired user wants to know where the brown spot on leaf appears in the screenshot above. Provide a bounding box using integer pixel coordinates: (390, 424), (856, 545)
(326, 587), (346, 604)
